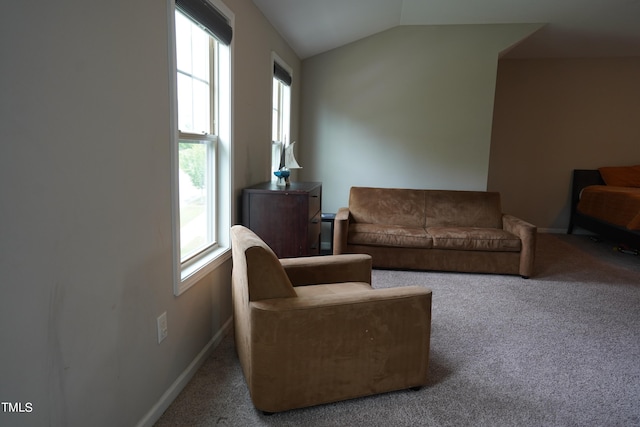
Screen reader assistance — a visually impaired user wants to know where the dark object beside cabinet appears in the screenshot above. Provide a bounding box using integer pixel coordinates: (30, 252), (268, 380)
(242, 182), (322, 258)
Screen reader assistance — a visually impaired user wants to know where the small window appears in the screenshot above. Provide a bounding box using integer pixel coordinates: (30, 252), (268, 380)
(271, 56), (292, 176)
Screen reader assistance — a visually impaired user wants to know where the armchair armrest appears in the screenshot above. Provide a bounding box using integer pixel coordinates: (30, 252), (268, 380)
(249, 286), (432, 413)
(280, 253), (372, 286)
(333, 207), (351, 254)
(503, 214), (537, 278)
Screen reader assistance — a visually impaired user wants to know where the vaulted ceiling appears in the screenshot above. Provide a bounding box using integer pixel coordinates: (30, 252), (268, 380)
(252, 0), (640, 59)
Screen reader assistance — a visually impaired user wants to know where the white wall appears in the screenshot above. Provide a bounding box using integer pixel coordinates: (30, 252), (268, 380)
(0, 0), (299, 426)
(300, 24), (540, 213)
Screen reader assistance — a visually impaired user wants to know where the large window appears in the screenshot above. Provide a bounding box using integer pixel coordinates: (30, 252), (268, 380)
(171, 0), (232, 295)
(176, 10), (217, 262)
(271, 56), (292, 176)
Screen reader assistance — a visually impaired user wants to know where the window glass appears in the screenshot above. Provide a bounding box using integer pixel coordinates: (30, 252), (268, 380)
(175, 8), (217, 263)
(178, 140), (214, 260)
(272, 62), (291, 175)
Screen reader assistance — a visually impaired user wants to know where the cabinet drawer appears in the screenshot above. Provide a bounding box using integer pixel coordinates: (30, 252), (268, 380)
(242, 181), (322, 258)
(308, 186), (321, 217)
(308, 213), (321, 254)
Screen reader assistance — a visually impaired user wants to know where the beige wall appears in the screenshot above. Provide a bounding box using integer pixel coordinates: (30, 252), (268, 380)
(0, 0), (298, 426)
(231, 0), (301, 194)
(299, 24), (541, 213)
(488, 57), (640, 232)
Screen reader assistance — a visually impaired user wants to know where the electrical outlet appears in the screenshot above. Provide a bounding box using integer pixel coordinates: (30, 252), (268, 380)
(157, 312), (168, 343)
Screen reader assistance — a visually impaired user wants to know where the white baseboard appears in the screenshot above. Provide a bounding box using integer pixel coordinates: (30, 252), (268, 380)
(136, 316), (233, 427)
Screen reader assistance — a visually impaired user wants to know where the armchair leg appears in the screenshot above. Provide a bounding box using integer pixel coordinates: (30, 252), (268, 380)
(262, 411), (275, 416)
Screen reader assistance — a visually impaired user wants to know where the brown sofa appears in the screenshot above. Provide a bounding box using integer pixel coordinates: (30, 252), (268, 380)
(333, 187), (537, 278)
(230, 225), (432, 414)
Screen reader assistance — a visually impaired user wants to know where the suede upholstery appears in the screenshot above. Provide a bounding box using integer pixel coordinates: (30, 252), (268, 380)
(334, 187), (537, 278)
(230, 225), (432, 413)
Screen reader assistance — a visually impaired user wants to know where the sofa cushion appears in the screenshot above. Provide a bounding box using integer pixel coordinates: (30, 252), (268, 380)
(349, 187), (425, 227)
(424, 190), (503, 228)
(427, 227), (521, 252)
(348, 223), (433, 248)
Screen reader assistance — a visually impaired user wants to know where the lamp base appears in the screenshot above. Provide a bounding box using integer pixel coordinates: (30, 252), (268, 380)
(274, 169), (290, 187)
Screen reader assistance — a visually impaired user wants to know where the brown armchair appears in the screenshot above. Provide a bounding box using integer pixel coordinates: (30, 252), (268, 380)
(230, 225), (432, 414)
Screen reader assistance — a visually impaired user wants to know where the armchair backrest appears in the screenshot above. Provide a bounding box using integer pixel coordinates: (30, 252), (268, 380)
(230, 225), (297, 301)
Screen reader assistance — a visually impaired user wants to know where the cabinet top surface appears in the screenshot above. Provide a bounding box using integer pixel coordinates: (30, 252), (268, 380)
(244, 181), (322, 193)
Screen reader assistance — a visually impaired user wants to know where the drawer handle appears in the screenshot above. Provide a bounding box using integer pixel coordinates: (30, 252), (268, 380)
(311, 219), (319, 224)
(311, 195), (319, 198)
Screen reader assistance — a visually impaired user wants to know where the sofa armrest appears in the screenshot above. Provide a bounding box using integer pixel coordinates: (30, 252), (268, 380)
(333, 207), (351, 254)
(280, 254), (372, 286)
(503, 214), (537, 278)
(248, 287), (432, 412)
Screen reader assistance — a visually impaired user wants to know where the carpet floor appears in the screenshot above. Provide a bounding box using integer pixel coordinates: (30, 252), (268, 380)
(155, 233), (640, 427)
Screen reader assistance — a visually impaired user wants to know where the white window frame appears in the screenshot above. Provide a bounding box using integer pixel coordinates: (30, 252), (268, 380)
(271, 53), (292, 178)
(168, 0), (233, 296)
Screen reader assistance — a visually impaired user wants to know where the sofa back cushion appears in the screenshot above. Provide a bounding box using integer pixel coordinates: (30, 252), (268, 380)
(349, 187), (426, 227)
(424, 190), (503, 228)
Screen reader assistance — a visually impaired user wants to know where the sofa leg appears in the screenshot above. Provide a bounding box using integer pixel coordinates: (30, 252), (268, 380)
(410, 386), (422, 391)
(262, 411), (275, 416)
(521, 275), (529, 279)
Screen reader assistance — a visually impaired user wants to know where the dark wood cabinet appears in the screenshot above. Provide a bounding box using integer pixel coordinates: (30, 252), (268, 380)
(242, 182), (322, 258)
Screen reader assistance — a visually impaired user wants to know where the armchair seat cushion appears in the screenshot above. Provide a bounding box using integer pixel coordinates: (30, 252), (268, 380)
(427, 227), (522, 252)
(348, 223), (433, 248)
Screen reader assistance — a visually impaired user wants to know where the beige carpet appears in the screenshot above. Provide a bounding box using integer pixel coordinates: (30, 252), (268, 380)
(155, 233), (640, 426)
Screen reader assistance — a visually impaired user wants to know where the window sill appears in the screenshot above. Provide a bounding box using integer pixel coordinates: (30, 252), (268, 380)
(175, 246), (231, 296)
